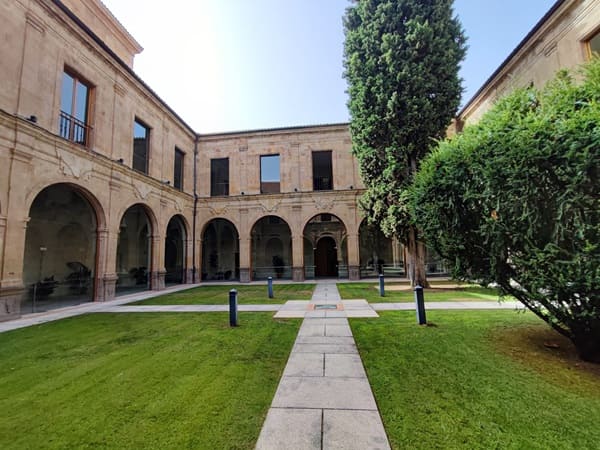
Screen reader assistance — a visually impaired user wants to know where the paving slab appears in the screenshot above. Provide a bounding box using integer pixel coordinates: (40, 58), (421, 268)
(255, 408), (322, 450)
(371, 301), (524, 310)
(295, 336), (355, 345)
(273, 310), (306, 319)
(279, 300), (311, 310)
(305, 310), (328, 318)
(256, 282), (390, 450)
(283, 353), (324, 377)
(341, 299), (371, 309)
(325, 324), (353, 337)
(345, 309), (379, 318)
(323, 409), (391, 450)
(293, 343), (358, 354)
(298, 324), (326, 337)
(304, 318), (349, 326)
(272, 377), (377, 410)
(325, 354), (367, 378)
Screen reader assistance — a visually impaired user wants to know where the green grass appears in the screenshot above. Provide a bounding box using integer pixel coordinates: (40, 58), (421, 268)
(350, 311), (600, 449)
(337, 282), (507, 303)
(131, 283), (315, 305)
(0, 313), (300, 449)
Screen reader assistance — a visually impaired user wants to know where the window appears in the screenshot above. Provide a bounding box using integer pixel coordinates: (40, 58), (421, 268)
(59, 70), (91, 146)
(210, 158), (229, 196)
(587, 31), (600, 58)
(133, 119), (150, 174)
(260, 154), (280, 193)
(312, 151), (333, 191)
(174, 148), (184, 190)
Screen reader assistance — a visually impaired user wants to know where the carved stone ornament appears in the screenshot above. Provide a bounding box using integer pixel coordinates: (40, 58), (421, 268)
(133, 181), (153, 200)
(59, 150), (93, 180)
(260, 198), (282, 213)
(314, 197), (334, 211)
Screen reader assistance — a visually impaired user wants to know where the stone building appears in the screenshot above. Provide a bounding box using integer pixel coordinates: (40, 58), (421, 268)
(0, 0), (597, 321)
(0, 0), (412, 321)
(452, 0), (600, 132)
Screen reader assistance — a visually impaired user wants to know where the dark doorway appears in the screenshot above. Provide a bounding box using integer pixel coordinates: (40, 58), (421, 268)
(23, 184), (98, 313)
(165, 216), (186, 285)
(315, 237), (337, 277)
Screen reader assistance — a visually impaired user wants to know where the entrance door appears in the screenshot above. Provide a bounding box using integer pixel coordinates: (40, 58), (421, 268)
(315, 237), (337, 277)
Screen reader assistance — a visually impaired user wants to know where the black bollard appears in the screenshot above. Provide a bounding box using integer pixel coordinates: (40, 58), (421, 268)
(268, 276), (273, 299)
(229, 289), (238, 327)
(414, 285), (426, 325)
(379, 274), (385, 297)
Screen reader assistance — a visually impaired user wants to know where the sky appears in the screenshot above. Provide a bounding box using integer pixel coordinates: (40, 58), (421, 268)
(101, 0), (558, 134)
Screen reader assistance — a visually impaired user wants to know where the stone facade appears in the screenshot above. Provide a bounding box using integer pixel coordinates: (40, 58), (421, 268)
(0, 0), (597, 320)
(455, 0), (600, 130)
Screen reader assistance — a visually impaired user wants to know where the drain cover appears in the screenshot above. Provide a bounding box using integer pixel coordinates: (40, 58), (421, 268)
(314, 304), (337, 310)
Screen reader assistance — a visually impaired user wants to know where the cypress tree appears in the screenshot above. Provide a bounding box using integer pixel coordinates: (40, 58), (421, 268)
(343, 0), (466, 285)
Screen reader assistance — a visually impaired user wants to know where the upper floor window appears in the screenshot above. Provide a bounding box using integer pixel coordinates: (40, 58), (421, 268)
(587, 31), (600, 58)
(59, 70), (91, 146)
(260, 154), (280, 193)
(133, 119), (150, 174)
(312, 150), (333, 191)
(211, 158), (229, 196)
(174, 148), (184, 190)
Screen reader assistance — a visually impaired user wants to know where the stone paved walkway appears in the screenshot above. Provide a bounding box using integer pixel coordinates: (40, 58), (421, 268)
(255, 281), (391, 450)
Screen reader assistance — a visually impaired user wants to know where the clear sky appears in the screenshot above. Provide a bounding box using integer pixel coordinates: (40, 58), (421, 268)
(101, 0), (557, 134)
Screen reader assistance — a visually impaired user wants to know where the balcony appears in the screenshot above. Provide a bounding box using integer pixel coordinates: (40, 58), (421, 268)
(59, 111), (91, 146)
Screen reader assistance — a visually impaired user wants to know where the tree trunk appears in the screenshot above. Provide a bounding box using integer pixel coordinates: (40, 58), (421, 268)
(573, 332), (600, 364)
(407, 226), (430, 288)
(407, 153), (429, 288)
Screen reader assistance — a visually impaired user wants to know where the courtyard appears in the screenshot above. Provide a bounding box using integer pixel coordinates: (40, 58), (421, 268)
(1, 282), (598, 449)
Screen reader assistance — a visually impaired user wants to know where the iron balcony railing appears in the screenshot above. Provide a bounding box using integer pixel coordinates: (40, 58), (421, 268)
(59, 111), (91, 146)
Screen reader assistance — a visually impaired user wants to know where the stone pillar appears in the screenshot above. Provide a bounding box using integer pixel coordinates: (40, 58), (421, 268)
(152, 269), (166, 290)
(97, 273), (118, 302)
(346, 233), (360, 280)
(291, 234), (304, 281)
(94, 227), (109, 301)
(198, 237), (204, 282)
(150, 234), (165, 290)
(0, 286), (24, 322)
(292, 267), (304, 282)
(239, 237), (251, 282)
(185, 237), (194, 283)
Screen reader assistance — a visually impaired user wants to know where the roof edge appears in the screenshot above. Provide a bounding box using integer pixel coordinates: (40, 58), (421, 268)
(458, 0), (567, 118)
(198, 122), (350, 138)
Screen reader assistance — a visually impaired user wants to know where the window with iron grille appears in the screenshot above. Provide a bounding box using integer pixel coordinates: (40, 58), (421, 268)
(59, 70), (92, 146)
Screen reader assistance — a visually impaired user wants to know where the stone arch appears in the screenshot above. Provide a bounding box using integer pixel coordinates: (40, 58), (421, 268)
(114, 201), (158, 237)
(115, 203), (155, 294)
(164, 214), (188, 285)
(201, 218), (239, 281)
(250, 215), (292, 280)
(358, 218), (405, 277)
(25, 181), (107, 231)
(302, 213), (348, 279)
(22, 183), (104, 312)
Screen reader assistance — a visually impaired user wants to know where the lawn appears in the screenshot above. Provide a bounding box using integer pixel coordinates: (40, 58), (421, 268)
(337, 281), (507, 303)
(0, 313), (300, 449)
(350, 310), (600, 449)
(131, 283), (315, 305)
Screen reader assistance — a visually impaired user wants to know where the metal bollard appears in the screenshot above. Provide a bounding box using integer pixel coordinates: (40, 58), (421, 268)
(229, 289), (238, 327)
(267, 276), (273, 299)
(414, 285), (426, 325)
(379, 274), (385, 297)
